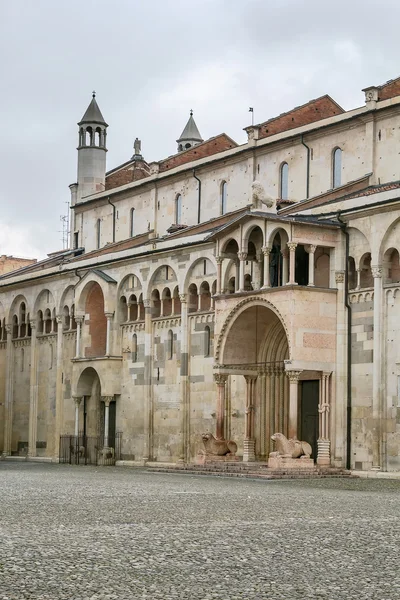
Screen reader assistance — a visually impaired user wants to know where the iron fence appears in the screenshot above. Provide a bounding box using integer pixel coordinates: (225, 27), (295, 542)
(59, 432), (122, 466)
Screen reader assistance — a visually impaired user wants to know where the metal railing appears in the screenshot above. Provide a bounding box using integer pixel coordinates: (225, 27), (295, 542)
(59, 432), (122, 466)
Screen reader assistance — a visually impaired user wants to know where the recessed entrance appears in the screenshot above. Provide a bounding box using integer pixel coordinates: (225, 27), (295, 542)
(300, 380), (319, 461)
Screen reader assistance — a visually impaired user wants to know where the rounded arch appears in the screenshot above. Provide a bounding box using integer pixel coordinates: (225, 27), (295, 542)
(183, 256), (217, 292)
(8, 294), (30, 325)
(267, 226), (289, 248)
(144, 263), (178, 300)
(216, 297), (291, 364)
(332, 147), (342, 188)
(221, 237), (239, 257)
(379, 216), (400, 263)
(359, 252), (373, 288)
(220, 180), (227, 215)
(58, 285), (75, 316)
(383, 247), (400, 284)
(74, 366), (104, 397)
(242, 223), (265, 251)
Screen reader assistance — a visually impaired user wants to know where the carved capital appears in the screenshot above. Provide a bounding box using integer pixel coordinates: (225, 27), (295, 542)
(214, 373), (228, 386)
(56, 315), (63, 324)
(75, 315), (84, 324)
(305, 244), (317, 254)
(286, 370), (302, 383)
(335, 271), (345, 284)
(287, 242), (298, 252)
(5, 324), (11, 335)
(72, 395), (82, 407)
(216, 256), (223, 265)
(318, 403), (330, 413)
(143, 299), (151, 308)
(104, 312), (114, 319)
(179, 293), (187, 304)
(261, 245), (272, 257)
(371, 265), (383, 279)
(29, 320), (36, 330)
(237, 252), (248, 261)
(101, 395), (114, 406)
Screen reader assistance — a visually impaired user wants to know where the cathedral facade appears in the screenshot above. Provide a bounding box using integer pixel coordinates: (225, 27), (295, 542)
(1, 78), (400, 472)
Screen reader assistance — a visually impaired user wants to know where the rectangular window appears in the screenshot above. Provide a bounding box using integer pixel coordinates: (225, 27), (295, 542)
(74, 231), (79, 249)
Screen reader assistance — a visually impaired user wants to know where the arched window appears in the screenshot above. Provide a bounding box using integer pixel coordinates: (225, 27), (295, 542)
(168, 329), (174, 359)
(221, 181), (227, 215)
(132, 334), (138, 362)
(130, 208), (135, 237)
(204, 326), (211, 357)
(96, 219), (101, 249)
(280, 163), (289, 200)
(175, 194), (182, 224)
(333, 148), (342, 188)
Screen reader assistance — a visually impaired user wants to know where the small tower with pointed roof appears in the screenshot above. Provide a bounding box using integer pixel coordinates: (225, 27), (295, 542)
(76, 92), (108, 202)
(176, 110), (203, 152)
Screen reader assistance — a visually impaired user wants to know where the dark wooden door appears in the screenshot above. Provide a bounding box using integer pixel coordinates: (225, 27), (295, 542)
(300, 380), (319, 461)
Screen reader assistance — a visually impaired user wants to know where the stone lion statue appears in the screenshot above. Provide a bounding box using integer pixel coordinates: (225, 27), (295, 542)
(270, 432), (312, 459)
(251, 180), (274, 209)
(201, 433), (237, 456)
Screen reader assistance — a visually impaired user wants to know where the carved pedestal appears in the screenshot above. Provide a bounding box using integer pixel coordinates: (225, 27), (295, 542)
(317, 438), (330, 466)
(197, 453), (240, 465)
(243, 438), (256, 462)
(268, 456), (315, 470)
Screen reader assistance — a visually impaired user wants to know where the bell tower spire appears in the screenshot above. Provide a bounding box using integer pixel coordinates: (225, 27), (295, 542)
(176, 110), (203, 152)
(76, 92), (108, 202)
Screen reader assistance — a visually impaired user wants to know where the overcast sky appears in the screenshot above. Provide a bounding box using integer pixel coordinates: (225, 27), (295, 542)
(1, 0), (400, 258)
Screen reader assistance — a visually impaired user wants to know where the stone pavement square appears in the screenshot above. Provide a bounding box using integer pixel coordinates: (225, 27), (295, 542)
(1, 462), (400, 600)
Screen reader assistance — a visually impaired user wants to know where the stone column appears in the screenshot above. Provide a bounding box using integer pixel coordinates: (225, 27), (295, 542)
(2, 325), (14, 457)
(105, 312), (113, 356)
(243, 374), (257, 462)
(306, 245), (317, 287)
(372, 265), (383, 469)
(214, 373), (227, 440)
(287, 242), (298, 285)
(235, 261), (240, 292)
(28, 320), (38, 457)
(75, 316), (83, 358)
(238, 252), (248, 292)
(281, 248), (289, 285)
(216, 257), (223, 295)
(179, 294), (189, 462)
(102, 396), (113, 448)
(171, 296), (176, 315)
(286, 370), (302, 439)
(73, 396), (82, 437)
(143, 299), (152, 462)
(258, 371), (267, 459)
(261, 246), (271, 288)
(317, 372), (331, 465)
(356, 268), (361, 290)
(52, 316), (64, 459)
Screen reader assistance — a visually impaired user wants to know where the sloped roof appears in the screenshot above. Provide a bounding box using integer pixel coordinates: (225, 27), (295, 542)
(79, 94), (108, 126)
(177, 112), (203, 143)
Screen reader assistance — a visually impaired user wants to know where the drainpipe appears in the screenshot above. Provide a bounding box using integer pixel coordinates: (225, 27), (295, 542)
(193, 170), (201, 224)
(108, 198), (116, 243)
(337, 212), (352, 470)
(301, 135), (310, 199)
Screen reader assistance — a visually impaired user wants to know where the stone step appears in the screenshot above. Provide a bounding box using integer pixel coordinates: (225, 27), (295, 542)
(146, 464), (354, 480)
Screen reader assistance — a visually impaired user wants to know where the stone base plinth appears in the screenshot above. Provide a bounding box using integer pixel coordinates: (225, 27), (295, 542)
(268, 456), (316, 470)
(243, 438), (255, 462)
(197, 453), (240, 465)
(317, 438), (331, 466)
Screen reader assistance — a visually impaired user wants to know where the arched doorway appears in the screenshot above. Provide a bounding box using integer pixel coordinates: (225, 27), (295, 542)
(60, 367), (118, 465)
(217, 301), (291, 461)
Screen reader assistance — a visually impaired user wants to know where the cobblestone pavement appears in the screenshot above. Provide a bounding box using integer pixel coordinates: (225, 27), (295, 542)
(1, 463), (400, 600)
